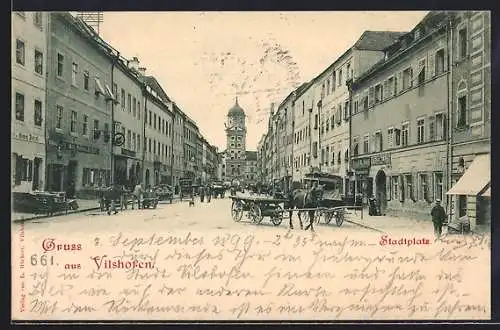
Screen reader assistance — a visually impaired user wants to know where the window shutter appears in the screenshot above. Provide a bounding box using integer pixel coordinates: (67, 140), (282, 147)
(386, 175), (391, 201)
(442, 114), (447, 140)
(399, 175), (404, 202)
(397, 72), (403, 92)
(369, 87), (375, 106)
(428, 51), (435, 78)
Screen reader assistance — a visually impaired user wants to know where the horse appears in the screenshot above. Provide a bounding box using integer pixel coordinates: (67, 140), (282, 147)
(286, 187), (323, 231)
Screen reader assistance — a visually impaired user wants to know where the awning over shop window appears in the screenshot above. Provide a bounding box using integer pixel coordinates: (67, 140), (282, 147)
(446, 154), (490, 196)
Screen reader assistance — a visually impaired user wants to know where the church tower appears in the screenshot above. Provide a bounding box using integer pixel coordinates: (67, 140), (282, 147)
(225, 97), (246, 184)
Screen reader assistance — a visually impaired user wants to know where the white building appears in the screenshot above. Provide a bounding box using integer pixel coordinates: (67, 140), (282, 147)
(12, 12), (48, 192)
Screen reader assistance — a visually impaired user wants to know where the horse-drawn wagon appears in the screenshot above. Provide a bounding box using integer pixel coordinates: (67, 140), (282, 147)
(303, 172), (347, 227)
(230, 195), (287, 226)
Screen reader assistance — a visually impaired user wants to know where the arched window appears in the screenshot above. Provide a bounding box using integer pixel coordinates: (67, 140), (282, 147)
(457, 80), (468, 128)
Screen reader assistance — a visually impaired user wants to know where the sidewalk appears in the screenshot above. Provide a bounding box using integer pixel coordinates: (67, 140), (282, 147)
(11, 199), (101, 222)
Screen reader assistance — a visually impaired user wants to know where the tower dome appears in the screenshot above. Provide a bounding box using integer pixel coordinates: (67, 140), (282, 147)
(228, 97), (245, 117)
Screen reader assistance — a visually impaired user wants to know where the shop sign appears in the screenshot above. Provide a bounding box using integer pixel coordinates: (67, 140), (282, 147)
(14, 132), (41, 143)
(351, 157), (371, 170)
(121, 148), (136, 158)
(355, 168), (370, 176)
(371, 153), (391, 166)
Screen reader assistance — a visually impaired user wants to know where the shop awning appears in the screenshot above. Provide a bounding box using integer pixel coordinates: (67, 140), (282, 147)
(446, 154), (490, 196)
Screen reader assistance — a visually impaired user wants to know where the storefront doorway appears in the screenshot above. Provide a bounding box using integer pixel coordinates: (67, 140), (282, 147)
(375, 170), (387, 215)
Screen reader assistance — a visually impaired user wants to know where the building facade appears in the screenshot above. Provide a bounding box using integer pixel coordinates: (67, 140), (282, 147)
(447, 11), (491, 229)
(45, 13), (114, 197)
(244, 151), (258, 182)
(142, 76), (174, 187)
(225, 98), (247, 185)
(12, 11), (48, 193)
(292, 82), (314, 183)
(350, 13), (451, 219)
(172, 103), (185, 189)
(111, 57), (144, 189)
(183, 118), (199, 183)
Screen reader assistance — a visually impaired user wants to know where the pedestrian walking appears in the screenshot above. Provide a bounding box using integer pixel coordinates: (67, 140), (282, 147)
(206, 184), (212, 203)
(431, 199), (447, 239)
(200, 185), (205, 203)
(132, 183), (143, 209)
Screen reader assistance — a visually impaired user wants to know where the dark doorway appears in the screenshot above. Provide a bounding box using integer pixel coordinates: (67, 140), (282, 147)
(66, 161), (77, 198)
(145, 169), (150, 187)
(375, 170), (387, 215)
(32, 157), (42, 191)
(458, 195), (467, 217)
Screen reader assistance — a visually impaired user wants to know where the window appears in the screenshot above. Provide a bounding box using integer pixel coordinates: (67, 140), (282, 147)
(338, 69), (343, 86)
(127, 94), (132, 112)
(71, 62), (78, 86)
(127, 130), (131, 149)
(392, 176), (399, 200)
(93, 119), (99, 135)
(34, 100), (42, 127)
(363, 135), (369, 154)
(137, 101), (141, 119)
(402, 68), (412, 89)
(34, 50), (43, 75)
(434, 172), (443, 201)
(33, 12), (43, 27)
(149, 111), (152, 126)
(15, 93), (24, 121)
(314, 114), (318, 129)
(56, 106), (63, 129)
(70, 111), (77, 133)
(417, 59), (426, 85)
(82, 71), (89, 90)
(337, 151), (341, 164)
(133, 97), (136, 117)
(417, 118), (425, 144)
(16, 39), (25, 65)
(312, 142), (318, 158)
(387, 77), (394, 98)
(346, 63), (351, 80)
(402, 124), (409, 147)
(387, 128), (394, 149)
(121, 89), (126, 108)
(406, 175), (414, 201)
(435, 49), (445, 74)
(374, 131), (382, 152)
(457, 95), (467, 127)
(326, 80), (330, 95)
(57, 53), (64, 77)
(82, 115), (88, 135)
(332, 72), (336, 91)
(344, 101), (349, 119)
(436, 113), (445, 140)
(420, 174), (429, 201)
(344, 149), (349, 162)
(458, 27), (467, 59)
(375, 84), (383, 103)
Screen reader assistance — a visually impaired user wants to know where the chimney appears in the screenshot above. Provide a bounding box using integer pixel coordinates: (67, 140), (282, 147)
(138, 67), (146, 75)
(128, 56), (140, 70)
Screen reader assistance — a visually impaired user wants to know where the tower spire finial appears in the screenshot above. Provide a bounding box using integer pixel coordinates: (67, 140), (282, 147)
(235, 96), (239, 105)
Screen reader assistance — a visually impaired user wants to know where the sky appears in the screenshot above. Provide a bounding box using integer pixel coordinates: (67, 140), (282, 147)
(97, 11), (428, 151)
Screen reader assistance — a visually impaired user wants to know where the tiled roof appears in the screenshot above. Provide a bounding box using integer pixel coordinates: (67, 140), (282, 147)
(246, 151), (257, 161)
(353, 31), (407, 51)
(143, 76), (172, 103)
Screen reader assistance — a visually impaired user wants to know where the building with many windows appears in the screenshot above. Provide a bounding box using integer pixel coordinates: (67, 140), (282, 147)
(142, 75), (174, 187)
(12, 11), (48, 193)
(110, 56), (144, 189)
(184, 117), (200, 183)
(350, 12), (451, 219)
(45, 13), (114, 197)
(171, 103), (185, 189)
(446, 11), (491, 230)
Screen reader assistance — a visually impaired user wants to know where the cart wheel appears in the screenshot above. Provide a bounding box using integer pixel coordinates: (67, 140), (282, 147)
(231, 200), (244, 222)
(271, 205), (283, 226)
(335, 209), (345, 226)
(324, 210), (333, 224)
(250, 204), (263, 224)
